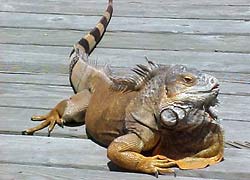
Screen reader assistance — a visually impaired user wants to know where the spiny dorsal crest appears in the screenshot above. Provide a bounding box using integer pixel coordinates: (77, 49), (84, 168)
(110, 57), (159, 92)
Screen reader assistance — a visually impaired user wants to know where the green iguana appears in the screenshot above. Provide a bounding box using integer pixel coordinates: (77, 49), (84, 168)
(23, 0), (224, 176)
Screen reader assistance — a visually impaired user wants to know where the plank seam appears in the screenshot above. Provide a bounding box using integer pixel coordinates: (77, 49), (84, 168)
(0, 105), (249, 123)
(2, 42), (250, 54)
(2, 26), (250, 36)
(0, 161), (108, 172)
(1, 10), (250, 21)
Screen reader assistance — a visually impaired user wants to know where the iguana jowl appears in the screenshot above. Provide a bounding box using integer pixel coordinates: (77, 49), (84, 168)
(23, 0), (224, 175)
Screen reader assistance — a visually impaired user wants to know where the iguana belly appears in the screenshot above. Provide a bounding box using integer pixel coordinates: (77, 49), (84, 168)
(85, 85), (137, 147)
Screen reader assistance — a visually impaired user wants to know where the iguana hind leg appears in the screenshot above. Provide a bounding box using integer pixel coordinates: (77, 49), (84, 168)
(22, 90), (91, 136)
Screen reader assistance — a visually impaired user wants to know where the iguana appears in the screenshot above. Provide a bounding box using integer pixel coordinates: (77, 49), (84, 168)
(22, 0), (224, 176)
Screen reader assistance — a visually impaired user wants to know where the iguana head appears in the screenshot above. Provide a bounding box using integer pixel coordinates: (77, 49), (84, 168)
(159, 65), (219, 130)
(112, 61), (220, 130)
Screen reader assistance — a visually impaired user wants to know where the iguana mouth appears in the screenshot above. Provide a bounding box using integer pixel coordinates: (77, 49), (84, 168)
(186, 83), (219, 120)
(211, 84), (219, 91)
(187, 83), (220, 94)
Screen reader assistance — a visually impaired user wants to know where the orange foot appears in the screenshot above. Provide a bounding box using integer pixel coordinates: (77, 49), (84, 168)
(136, 155), (176, 177)
(22, 109), (63, 137)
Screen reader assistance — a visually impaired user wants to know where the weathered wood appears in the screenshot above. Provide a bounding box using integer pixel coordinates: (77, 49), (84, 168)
(1, 82), (250, 120)
(0, 0), (249, 179)
(222, 120), (250, 142)
(1, 44), (250, 74)
(0, 135), (108, 169)
(0, 72), (69, 86)
(1, 74), (249, 141)
(1, 106), (249, 142)
(1, 13), (250, 35)
(0, 135), (250, 180)
(1, 72), (249, 96)
(0, 164), (222, 180)
(218, 95), (250, 122)
(1, 27), (250, 53)
(0, 83), (72, 108)
(0, 73), (250, 141)
(0, 107), (85, 138)
(1, 0), (250, 20)
(1, 71), (250, 87)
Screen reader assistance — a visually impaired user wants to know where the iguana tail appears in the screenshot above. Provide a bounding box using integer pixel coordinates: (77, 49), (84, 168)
(69, 0), (113, 93)
(73, 0), (113, 56)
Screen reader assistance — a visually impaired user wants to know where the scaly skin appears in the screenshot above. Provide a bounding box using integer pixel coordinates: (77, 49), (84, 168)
(23, 0), (224, 176)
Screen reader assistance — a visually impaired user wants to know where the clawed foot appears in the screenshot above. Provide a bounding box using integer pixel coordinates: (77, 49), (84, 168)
(22, 110), (63, 137)
(137, 155), (176, 177)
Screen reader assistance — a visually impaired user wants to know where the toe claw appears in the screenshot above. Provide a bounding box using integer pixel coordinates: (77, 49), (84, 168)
(22, 130), (34, 135)
(173, 171), (177, 177)
(154, 170), (159, 178)
(47, 131), (51, 137)
(58, 123), (64, 128)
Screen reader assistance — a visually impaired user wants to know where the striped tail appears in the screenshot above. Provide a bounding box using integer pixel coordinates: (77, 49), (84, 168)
(69, 0), (113, 93)
(74, 0), (113, 56)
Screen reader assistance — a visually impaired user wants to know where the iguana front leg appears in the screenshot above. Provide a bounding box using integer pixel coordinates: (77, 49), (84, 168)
(22, 89), (91, 136)
(107, 133), (176, 176)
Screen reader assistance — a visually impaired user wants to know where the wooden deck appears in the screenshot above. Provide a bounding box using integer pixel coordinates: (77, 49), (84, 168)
(1, 0), (250, 179)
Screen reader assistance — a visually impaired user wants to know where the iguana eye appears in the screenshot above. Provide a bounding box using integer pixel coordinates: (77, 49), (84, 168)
(183, 76), (194, 84)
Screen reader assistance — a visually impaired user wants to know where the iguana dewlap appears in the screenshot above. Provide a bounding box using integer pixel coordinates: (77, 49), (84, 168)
(23, 0), (224, 176)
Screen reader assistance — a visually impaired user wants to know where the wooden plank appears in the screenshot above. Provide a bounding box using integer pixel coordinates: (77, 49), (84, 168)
(2, 0), (250, 10)
(0, 134), (250, 180)
(1, 72), (249, 96)
(1, 106), (249, 142)
(0, 83), (72, 109)
(1, 71), (250, 87)
(222, 120), (250, 142)
(0, 72), (69, 86)
(0, 74), (249, 141)
(0, 0), (249, 179)
(0, 74), (250, 141)
(0, 135), (108, 168)
(1, 44), (250, 74)
(211, 72), (250, 84)
(1, 13), (250, 35)
(220, 81), (250, 96)
(0, 0), (250, 20)
(0, 106), (85, 138)
(218, 95), (250, 122)
(0, 164), (214, 180)
(1, 28), (250, 53)
(1, 82), (250, 119)
(0, 164), (223, 180)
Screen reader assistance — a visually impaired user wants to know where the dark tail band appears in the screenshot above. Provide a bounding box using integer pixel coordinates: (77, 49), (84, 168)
(74, 0), (113, 56)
